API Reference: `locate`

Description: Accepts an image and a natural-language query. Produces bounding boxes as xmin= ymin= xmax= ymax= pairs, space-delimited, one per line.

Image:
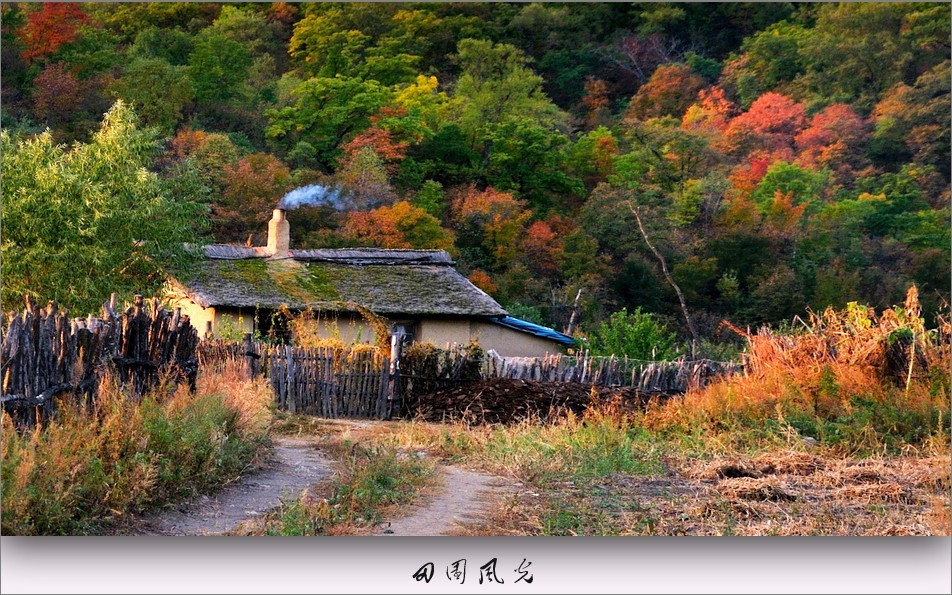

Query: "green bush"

xmin=585 ymin=308 xmax=681 ymax=360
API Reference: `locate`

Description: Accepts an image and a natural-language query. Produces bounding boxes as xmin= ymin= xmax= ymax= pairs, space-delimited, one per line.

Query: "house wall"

xmin=293 ymin=314 xmax=379 ymax=346
xmin=471 ymin=321 xmax=565 ymax=358
xmin=416 ymin=318 xmax=474 ymax=348
xmin=168 ymin=293 xmax=562 ymax=356
xmin=212 ymin=307 xmax=378 ymax=345
xmin=417 ymin=318 xmax=564 ymax=357
xmin=167 ymin=296 xmax=219 ymax=339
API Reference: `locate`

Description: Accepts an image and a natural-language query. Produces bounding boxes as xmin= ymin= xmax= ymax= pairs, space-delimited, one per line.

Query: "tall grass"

xmin=375 ymin=395 xmax=664 ymax=488
xmin=1 ymin=362 xmax=273 ymax=535
xmin=648 ymin=287 xmax=951 ymax=454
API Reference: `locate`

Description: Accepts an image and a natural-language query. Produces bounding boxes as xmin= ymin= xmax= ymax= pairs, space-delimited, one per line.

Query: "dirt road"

xmin=134 ymin=437 xmax=331 ymax=536
xmin=375 ymin=465 xmax=509 ymax=536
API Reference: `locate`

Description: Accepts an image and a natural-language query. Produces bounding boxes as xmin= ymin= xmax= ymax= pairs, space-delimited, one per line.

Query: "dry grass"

xmin=647 ymin=287 xmax=950 ymax=455
xmin=1 ymin=361 xmax=273 ymax=535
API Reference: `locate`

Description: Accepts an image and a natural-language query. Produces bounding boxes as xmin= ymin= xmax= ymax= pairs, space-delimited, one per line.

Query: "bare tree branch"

xmin=627 ymin=200 xmax=699 ymax=357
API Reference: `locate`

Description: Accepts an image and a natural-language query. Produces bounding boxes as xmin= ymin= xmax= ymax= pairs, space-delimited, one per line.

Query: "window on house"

xmin=256 ymin=309 xmax=292 ymax=344
xmin=391 ymin=320 xmax=418 ymax=346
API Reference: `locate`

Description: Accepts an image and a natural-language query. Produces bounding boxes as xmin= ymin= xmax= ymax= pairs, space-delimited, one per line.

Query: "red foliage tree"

xmin=341 ymin=126 xmax=408 ymax=163
xmin=795 ymin=103 xmax=871 ymax=179
xmin=18 ymin=3 xmax=90 ymax=63
xmin=31 ymin=62 xmax=81 ymax=126
xmin=723 ymin=92 xmax=807 ymax=157
xmin=520 ymin=220 xmax=564 ymax=276
xmin=727 ymin=154 xmax=772 ymax=200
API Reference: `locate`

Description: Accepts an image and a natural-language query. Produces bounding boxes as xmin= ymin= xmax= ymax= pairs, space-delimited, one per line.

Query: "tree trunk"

xmin=627 ymin=201 xmax=700 ymax=358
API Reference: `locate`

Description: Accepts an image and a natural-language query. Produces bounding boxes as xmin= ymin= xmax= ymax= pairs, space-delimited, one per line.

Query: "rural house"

xmin=166 ymin=209 xmax=574 ymax=357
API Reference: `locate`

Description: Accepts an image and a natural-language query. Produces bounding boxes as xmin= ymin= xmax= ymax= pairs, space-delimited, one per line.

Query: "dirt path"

xmin=134 ymin=437 xmax=331 ymax=536
xmin=376 ymin=465 xmax=510 ymax=536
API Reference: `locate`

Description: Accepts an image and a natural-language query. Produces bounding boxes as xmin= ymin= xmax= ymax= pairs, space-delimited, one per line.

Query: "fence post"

xmin=385 ymin=329 xmax=405 ymax=420
xmin=243 ymin=332 xmax=257 ymax=380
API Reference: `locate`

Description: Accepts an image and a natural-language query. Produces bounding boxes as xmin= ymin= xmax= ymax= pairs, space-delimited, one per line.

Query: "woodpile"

xmin=410 ymin=378 xmax=671 ymax=424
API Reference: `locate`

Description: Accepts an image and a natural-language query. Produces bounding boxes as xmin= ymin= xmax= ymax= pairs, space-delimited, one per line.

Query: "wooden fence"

xmin=265 ymin=345 xmax=389 ymax=418
xmin=1 ymin=294 xmax=199 ymax=426
xmin=197 ymin=339 xmax=394 ymax=419
xmin=197 ymin=338 xmax=743 ymax=421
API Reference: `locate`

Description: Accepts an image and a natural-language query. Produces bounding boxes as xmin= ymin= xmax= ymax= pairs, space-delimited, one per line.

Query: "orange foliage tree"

xmin=214 ymin=153 xmax=294 ymax=243
xmin=467 ymin=269 xmax=498 ymax=295
xmin=343 ymin=200 xmax=455 ymax=250
xmin=626 ymin=63 xmax=705 ymax=121
xmin=451 ymin=186 xmax=532 ymax=268
xmin=682 ymin=86 xmax=735 ymax=142
xmin=795 ymin=103 xmax=871 ymax=180
xmin=724 ymin=92 xmax=806 ymax=158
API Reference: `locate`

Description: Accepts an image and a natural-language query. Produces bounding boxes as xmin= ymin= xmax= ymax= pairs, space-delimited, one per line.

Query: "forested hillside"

xmin=2 ymin=2 xmax=949 ymax=350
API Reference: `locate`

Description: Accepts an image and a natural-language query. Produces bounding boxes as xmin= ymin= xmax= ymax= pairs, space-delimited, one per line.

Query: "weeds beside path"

xmin=376 ymin=465 xmax=512 ymax=536
xmin=131 ymin=437 xmax=331 ymax=536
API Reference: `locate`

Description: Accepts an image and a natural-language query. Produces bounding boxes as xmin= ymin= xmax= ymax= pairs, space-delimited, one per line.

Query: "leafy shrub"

xmin=585 ymin=308 xmax=681 ymax=360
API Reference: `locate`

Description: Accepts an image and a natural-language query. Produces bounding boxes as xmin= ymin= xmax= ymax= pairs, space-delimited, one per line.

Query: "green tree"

xmin=1 ymin=101 xmax=209 ymax=314
xmin=410 ymin=180 xmax=446 ymax=218
xmin=449 ymin=38 xmax=568 ymax=156
xmin=750 ymin=161 xmax=829 ymax=210
xmin=128 ymin=26 xmax=194 ymax=65
xmin=110 ymin=58 xmax=193 ymax=132
xmin=796 ymin=3 xmax=950 ymax=110
xmin=585 ymin=308 xmax=681 ymax=360
xmin=265 ymin=76 xmax=392 ymax=171
xmin=188 ymin=32 xmax=252 ymax=105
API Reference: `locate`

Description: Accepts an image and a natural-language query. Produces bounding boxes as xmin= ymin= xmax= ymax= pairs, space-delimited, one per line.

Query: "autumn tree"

xmin=18 ymin=2 xmax=90 ymax=63
xmin=214 ymin=153 xmax=294 ymax=243
xmin=723 ymin=92 xmax=806 ymax=159
xmin=794 ymin=103 xmax=871 ymax=182
xmin=581 ymin=76 xmax=611 ymax=129
xmin=451 ymin=186 xmax=532 ymax=271
xmin=343 ymin=200 xmax=454 ymax=250
xmin=30 ymin=62 xmax=82 ymax=128
xmin=626 ymin=63 xmax=705 ymax=120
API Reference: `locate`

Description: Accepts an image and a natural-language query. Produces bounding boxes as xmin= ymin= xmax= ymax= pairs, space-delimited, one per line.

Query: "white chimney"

xmin=267 ymin=208 xmax=290 ymax=256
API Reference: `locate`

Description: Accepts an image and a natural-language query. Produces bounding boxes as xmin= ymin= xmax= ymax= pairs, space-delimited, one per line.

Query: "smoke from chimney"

xmin=277 ymin=184 xmax=346 ymax=210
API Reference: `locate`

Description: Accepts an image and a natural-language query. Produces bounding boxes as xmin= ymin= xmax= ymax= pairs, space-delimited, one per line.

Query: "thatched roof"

xmin=173 ymin=247 xmax=506 ymax=317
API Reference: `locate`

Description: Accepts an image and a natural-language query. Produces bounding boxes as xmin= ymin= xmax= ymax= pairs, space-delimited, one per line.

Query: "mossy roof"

xmin=174 ymin=247 xmax=507 ymax=317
